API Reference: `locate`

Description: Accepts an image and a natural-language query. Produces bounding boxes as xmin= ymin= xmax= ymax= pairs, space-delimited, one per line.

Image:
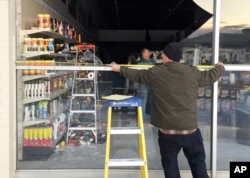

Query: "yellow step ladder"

xmin=104 ymin=96 xmax=148 ymax=178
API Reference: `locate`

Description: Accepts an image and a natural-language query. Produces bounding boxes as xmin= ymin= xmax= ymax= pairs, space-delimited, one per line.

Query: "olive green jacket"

xmin=120 ymin=62 xmax=225 ymax=130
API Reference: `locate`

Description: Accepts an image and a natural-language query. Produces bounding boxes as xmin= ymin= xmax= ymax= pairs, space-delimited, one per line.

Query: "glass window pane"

xmin=16 ymin=0 xmax=215 ymax=172
xmin=217 ymin=71 xmax=250 ymax=170
xmin=217 ymin=0 xmax=250 ymax=171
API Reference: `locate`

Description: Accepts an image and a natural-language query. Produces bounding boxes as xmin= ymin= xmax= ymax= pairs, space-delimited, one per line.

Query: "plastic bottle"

xmin=43 ymin=101 xmax=48 ymax=119
xmin=48 ymin=38 xmax=54 ymax=52
xmin=38 ymin=101 xmax=43 ymax=119
xmin=31 ymin=104 xmax=35 ymax=120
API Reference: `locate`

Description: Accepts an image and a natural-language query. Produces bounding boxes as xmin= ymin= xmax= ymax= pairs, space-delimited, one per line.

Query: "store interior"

xmin=16 ymin=0 xmax=250 ymax=174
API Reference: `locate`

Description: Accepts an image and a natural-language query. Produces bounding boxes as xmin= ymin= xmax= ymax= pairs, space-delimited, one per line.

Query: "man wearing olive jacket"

xmin=109 ymin=42 xmax=225 ymax=178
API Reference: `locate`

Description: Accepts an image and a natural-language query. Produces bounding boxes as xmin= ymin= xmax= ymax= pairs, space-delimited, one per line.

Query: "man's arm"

xmin=109 ymin=63 xmax=151 ymax=85
xmin=197 ymin=62 xmax=225 ymax=86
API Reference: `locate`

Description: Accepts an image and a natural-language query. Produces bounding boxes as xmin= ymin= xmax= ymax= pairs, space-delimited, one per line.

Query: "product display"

xmin=17 ymin=21 xmax=104 ymax=161
xmin=17 ymin=21 xmax=85 ymax=160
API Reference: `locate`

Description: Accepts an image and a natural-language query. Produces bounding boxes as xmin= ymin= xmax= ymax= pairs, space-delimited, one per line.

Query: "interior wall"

xmin=21 ymin=0 xmax=57 ymax=29
xmin=21 ymin=0 xmax=98 ymax=42
xmin=0 ymin=0 xmax=16 ymax=178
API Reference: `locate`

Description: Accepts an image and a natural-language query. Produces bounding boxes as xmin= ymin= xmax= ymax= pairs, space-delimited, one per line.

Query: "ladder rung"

xmin=68 ymin=127 xmax=96 ymax=131
xmin=72 ymin=94 xmax=95 ymax=97
xmin=110 ymin=127 xmax=142 ymax=134
xmin=70 ymin=110 xmax=96 ymax=114
xmin=75 ymin=78 xmax=93 ymax=80
xmin=108 ymin=158 xmax=145 ymax=167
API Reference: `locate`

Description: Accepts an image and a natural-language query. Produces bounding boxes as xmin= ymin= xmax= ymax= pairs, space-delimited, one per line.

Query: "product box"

xmin=220 ymin=89 xmax=229 ymax=98
xmin=197 ymin=98 xmax=205 ymax=109
xmin=197 ymin=87 xmax=205 ymax=97
xmin=205 ymin=88 xmax=211 ymax=97
xmin=230 ymin=89 xmax=237 ymax=99
xmin=53 ymin=113 xmax=66 ymax=140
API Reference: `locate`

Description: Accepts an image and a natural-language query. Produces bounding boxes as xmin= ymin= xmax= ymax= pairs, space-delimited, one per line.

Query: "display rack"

xmin=17 ymin=29 xmax=79 ymax=160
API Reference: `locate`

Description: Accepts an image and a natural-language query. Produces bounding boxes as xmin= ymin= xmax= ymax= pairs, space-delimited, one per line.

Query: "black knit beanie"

xmin=162 ymin=42 xmax=183 ymax=61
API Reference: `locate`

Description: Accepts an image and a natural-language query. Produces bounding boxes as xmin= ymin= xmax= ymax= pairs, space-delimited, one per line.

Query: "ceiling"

xmin=97 ymin=0 xmax=212 ymax=33
xmin=91 ymin=0 xmax=212 ymax=62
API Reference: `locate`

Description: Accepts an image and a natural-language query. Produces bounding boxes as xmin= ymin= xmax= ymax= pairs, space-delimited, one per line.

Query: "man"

xmin=109 ymin=42 xmax=225 ymax=178
xmin=136 ymin=48 xmax=153 ymax=120
xmin=137 ymin=48 xmax=153 ymax=65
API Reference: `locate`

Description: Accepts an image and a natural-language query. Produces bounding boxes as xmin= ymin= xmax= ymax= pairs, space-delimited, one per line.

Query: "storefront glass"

xmin=217 ymin=0 xmax=250 ymax=171
xmin=16 ymin=0 xmax=217 ymax=173
xmin=16 ymin=68 xmax=213 ymax=170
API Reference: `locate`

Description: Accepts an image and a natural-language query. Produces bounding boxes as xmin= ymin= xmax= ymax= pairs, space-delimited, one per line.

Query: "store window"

xmin=16 ymin=0 xmax=216 ymax=173
xmin=216 ymin=0 xmax=250 ymax=171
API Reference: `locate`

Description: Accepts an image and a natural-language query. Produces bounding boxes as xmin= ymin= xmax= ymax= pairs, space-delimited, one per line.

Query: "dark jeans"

xmin=158 ymin=128 xmax=209 ymax=178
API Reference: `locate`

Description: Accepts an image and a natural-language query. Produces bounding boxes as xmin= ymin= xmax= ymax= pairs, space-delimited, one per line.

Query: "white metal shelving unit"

xmin=17 ymin=29 xmax=79 ymax=160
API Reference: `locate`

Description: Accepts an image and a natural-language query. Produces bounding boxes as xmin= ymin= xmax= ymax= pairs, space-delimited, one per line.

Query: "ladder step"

xmin=75 ymin=78 xmax=93 ymax=80
xmin=72 ymin=94 xmax=95 ymax=97
xmin=68 ymin=127 xmax=96 ymax=131
xmin=108 ymin=158 xmax=145 ymax=167
xmin=70 ymin=110 xmax=96 ymax=114
xmin=110 ymin=127 xmax=142 ymax=134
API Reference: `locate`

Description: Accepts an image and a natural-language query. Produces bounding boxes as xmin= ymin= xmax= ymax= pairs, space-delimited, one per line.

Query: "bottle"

xmin=34 ymin=80 xmax=38 ymax=98
xmin=38 ymin=101 xmax=43 ymax=119
xmin=48 ymin=38 xmax=54 ymax=52
xmin=58 ymin=21 xmax=63 ymax=35
xmin=31 ymin=82 xmax=35 ymax=98
xmin=37 ymin=14 xmax=43 ymax=29
xmin=24 ymin=82 xmax=28 ymax=98
xmin=31 ymin=104 xmax=35 ymax=120
xmin=43 ymin=101 xmax=48 ymax=119
xmin=24 ymin=106 xmax=30 ymax=121
xmin=43 ymin=14 xmax=50 ymax=28
xmin=27 ymin=81 xmax=31 ymax=98
xmin=229 ymin=72 xmax=236 ymax=85
xmin=41 ymin=80 xmax=45 ymax=97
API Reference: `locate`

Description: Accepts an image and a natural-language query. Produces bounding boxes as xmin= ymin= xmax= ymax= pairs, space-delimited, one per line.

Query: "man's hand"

xmin=108 ymin=63 xmax=121 ymax=72
xmin=216 ymin=62 xmax=224 ymax=66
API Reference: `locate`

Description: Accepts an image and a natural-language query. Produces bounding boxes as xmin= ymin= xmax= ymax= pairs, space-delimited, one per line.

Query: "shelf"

xmin=23 ymin=108 xmax=68 ymax=127
xmin=23 ymin=87 xmax=72 ymax=104
xmin=23 ymin=119 xmax=50 ymax=127
xmin=53 ymin=128 xmax=67 ymax=146
xmin=49 ymin=87 xmax=72 ymax=100
xmin=23 ymin=29 xmax=78 ymax=44
xmin=22 ymin=71 xmax=73 ymax=82
xmin=197 ymin=96 xmax=211 ymax=99
xmin=219 ymin=96 xmax=237 ymax=100
xmin=22 ymin=52 xmax=74 ymax=60
xmin=22 ymin=52 xmax=50 ymax=58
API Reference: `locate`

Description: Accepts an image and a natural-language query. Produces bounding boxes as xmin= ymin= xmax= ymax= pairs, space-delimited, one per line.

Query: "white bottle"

xmin=38 ymin=82 xmax=42 ymax=97
xmin=27 ymin=83 xmax=31 ymax=98
xmin=31 ymin=83 xmax=35 ymax=98
xmin=31 ymin=104 xmax=35 ymax=120
xmin=24 ymin=106 xmax=30 ymax=121
xmin=34 ymin=82 xmax=38 ymax=98
xmin=24 ymin=83 xmax=28 ymax=98
xmin=48 ymin=80 xmax=51 ymax=95
xmin=229 ymin=72 xmax=235 ymax=85
xmin=41 ymin=82 xmax=45 ymax=97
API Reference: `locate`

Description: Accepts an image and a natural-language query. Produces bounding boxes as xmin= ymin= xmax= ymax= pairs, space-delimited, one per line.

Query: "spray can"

xmin=43 ymin=101 xmax=48 ymax=119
